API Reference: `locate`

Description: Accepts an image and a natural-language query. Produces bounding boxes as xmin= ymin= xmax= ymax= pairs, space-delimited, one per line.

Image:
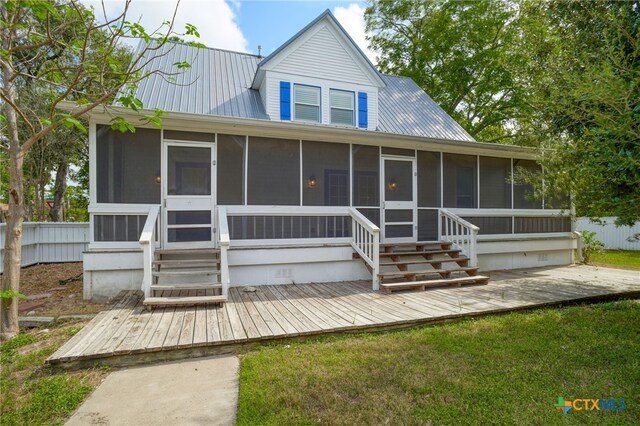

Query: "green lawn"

xmin=0 ymin=321 xmax=107 ymax=425
xmin=590 ymin=250 xmax=640 ymax=270
xmin=238 ymin=301 xmax=639 ymax=425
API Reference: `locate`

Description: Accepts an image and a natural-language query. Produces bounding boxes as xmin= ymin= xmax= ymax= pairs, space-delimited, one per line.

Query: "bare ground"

xmin=15 ymin=262 xmax=107 ymax=317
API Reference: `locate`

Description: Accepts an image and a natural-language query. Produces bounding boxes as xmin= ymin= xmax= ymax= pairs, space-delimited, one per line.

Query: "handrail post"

xmin=372 ymin=230 xmax=380 ymax=291
xmin=217 ymin=206 xmax=231 ymax=298
xmin=139 ymin=205 xmax=160 ymax=299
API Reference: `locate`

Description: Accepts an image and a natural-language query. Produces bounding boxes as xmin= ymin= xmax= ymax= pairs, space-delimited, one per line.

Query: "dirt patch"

xmin=16 ymin=263 xmax=107 ymax=317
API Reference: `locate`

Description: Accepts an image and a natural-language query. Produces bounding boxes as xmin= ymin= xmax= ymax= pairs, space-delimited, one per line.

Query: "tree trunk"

xmin=49 ymin=160 xmax=68 ymax=222
xmin=0 ymin=75 xmax=24 ymax=342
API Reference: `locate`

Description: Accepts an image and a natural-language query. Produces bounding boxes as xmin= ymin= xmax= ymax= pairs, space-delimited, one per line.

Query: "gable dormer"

xmin=252 ymin=10 xmax=384 ymax=130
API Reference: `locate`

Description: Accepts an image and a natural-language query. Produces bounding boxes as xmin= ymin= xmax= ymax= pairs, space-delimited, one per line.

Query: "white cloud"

xmin=333 ymin=3 xmax=377 ymax=64
xmin=82 ymin=0 xmax=248 ymax=51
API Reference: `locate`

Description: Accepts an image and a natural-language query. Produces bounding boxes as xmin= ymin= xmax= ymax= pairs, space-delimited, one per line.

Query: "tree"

xmin=365 ymin=0 xmax=531 ymax=142
xmin=523 ymin=0 xmax=640 ymax=225
xmin=0 ymin=0 xmax=202 ymax=340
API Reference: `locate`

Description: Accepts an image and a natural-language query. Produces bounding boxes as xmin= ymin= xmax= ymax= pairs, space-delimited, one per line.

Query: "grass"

xmin=238 ymin=300 xmax=640 ymax=425
xmin=0 ymin=321 xmax=108 ymax=426
xmin=589 ymin=250 xmax=640 ymax=270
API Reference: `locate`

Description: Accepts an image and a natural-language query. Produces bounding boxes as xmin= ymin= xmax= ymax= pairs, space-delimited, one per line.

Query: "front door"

xmin=382 ymin=157 xmax=417 ymax=243
xmin=162 ymin=140 xmax=215 ymax=248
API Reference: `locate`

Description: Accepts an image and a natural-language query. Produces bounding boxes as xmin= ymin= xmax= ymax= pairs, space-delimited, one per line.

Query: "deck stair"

xmin=143 ymin=248 xmax=226 ymax=307
xmin=363 ymin=242 xmax=488 ymax=293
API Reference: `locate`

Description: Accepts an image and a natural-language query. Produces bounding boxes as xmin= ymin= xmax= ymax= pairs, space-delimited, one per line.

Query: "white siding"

xmin=274 ymin=25 xmax=374 ymax=86
xmin=576 ymin=217 xmax=640 ymax=251
xmin=0 ymin=222 xmax=89 ymax=272
xmin=265 ymin=72 xmax=379 ymax=131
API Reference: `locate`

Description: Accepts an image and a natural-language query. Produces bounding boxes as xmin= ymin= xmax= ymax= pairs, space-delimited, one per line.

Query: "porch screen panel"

xmin=417 ymin=151 xmax=441 ymax=207
xmin=217 ymin=134 xmax=245 ymax=204
xmin=247 ymin=137 xmax=300 ymax=205
xmin=302 ymin=141 xmax=349 ymax=206
xmin=163 ymin=130 xmax=214 ymax=142
xmin=513 ymin=159 xmax=542 ymax=209
xmin=479 ymin=156 xmax=511 ymax=208
xmin=94 ymin=215 xmax=146 ymax=241
xmin=352 ymin=145 xmax=379 ymax=207
xmin=418 ymin=209 xmax=439 ymax=241
xmin=443 ymin=153 xmax=477 ymax=208
xmin=96 ymin=125 xmax=160 ymax=204
xmin=462 ymin=216 xmax=512 ymax=234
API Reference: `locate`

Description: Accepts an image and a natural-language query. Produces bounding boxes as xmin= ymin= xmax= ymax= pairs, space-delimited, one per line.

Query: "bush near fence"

xmin=575 ymin=217 xmax=640 ymax=251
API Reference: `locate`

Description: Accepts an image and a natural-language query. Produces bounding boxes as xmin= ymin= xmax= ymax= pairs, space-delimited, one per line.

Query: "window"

xmin=96 ymin=125 xmax=161 ymax=204
xmin=513 ymin=159 xmax=542 ymax=209
xmin=217 ymin=134 xmax=245 ymax=205
xmin=302 ymin=141 xmax=349 ymax=206
xmin=294 ymin=85 xmax=320 ymax=123
xmin=443 ymin=153 xmax=477 ymax=208
xmin=247 ymin=137 xmax=300 ymax=205
xmin=417 ymin=151 xmax=441 ymax=207
xmin=330 ymin=89 xmax=354 ymax=126
xmin=480 ymin=156 xmax=511 ymax=208
xmin=352 ymin=144 xmax=379 ymax=207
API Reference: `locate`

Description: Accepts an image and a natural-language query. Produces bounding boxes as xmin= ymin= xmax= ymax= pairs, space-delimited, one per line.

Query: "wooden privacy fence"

xmin=575 ymin=217 xmax=640 ymax=251
xmin=0 ymin=222 xmax=89 ymax=273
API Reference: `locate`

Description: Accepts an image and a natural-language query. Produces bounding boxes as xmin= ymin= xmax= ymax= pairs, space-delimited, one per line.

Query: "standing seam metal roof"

xmin=128 ymin=41 xmax=475 ymax=142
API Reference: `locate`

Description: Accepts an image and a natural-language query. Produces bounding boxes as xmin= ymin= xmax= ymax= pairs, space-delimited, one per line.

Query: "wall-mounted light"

xmin=154 ymin=171 xmax=161 ymax=184
xmin=307 ymin=175 xmax=317 ymax=188
xmin=387 ymin=179 xmax=398 ymax=191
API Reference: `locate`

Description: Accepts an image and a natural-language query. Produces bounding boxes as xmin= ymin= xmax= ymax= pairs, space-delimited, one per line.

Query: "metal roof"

xmin=129 ymin=41 xmax=475 ymax=142
xmin=133 ymin=41 xmax=268 ymax=120
xmin=378 ymin=75 xmax=475 ymax=141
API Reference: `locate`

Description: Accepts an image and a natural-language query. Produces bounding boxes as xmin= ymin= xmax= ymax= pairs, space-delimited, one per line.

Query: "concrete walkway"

xmin=66 ymin=355 xmax=239 ymax=426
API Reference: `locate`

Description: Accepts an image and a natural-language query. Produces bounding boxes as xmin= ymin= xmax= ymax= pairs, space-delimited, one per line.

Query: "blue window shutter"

xmin=280 ymin=81 xmax=291 ymax=121
xmin=358 ymin=92 xmax=368 ymax=128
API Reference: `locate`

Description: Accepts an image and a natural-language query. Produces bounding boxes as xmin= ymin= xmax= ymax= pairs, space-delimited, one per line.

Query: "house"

xmin=80 ymin=10 xmax=575 ymax=306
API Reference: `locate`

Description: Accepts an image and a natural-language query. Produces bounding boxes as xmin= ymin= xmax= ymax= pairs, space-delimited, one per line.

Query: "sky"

xmin=83 ymin=0 xmax=377 ymax=63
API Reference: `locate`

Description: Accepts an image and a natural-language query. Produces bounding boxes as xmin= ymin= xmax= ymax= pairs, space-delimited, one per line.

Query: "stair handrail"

xmin=139 ymin=205 xmax=161 ymax=298
xmin=439 ymin=208 xmax=479 ymax=267
xmin=217 ymin=206 xmax=231 ymax=298
xmin=348 ymin=208 xmax=380 ymax=291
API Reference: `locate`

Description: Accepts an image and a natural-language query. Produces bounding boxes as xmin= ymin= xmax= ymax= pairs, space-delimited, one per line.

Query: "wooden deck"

xmin=47 ymin=265 xmax=640 ymax=369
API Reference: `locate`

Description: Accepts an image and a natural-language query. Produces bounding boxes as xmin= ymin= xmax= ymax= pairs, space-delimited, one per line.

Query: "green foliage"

xmin=0 ymin=290 xmax=27 ymax=300
xmin=366 ymin=0 xmax=639 ymax=224
xmin=366 ymin=0 xmax=531 ymax=142
xmin=580 ymin=230 xmax=604 ymax=264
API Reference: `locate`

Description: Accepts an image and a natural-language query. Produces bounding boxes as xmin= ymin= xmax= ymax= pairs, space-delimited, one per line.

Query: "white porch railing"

xmin=349 ymin=207 xmax=380 ymax=290
xmin=139 ymin=205 xmax=160 ymax=298
xmin=217 ymin=207 xmax=231 ymax=299
xmin=439 ymin=208 xmax=479 ymax=267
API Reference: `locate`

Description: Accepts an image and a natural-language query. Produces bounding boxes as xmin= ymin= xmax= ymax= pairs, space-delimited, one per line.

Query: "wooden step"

xmin=151 ymin=283 xmax=222 ymax=291
xmin=380 ymin=241 xmax=452 ymax=250
xmin=380 ymin=275 xmax=490 ymax=293
xmin=153 ymin=259 xmax=220 ymax=268
xmin=155 ymin=248 xmax=220 ymax=256
xmin=152 ymin=269 xmax=220 ymax=277
xmin=143 ymin=295 xmax=226 ymax=307
xmin=379 ymin=249 xmax=461 ymax=258
xmin=378 ymin=267 xmax=479 ymax=279
xmin=379 ymin=257 xmax=469 ymax=267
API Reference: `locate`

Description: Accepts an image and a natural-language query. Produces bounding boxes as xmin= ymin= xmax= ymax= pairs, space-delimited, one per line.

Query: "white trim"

xmin=447 ymin=208 xmax=567 ymax=217
xmin=381 ymin=155 xmax=418 ymax=243
xmin=225 ymin=205 xmax=350 ymax=215
xmin=89 ymin=122 xmax=97 ymax=205
xmin=299 ymin=139 xmax=303 ymax=206
xmin=231 ymin=237 xmax=351 ymax=247
xmin=478 ymin=232 xmax=574 ymax=241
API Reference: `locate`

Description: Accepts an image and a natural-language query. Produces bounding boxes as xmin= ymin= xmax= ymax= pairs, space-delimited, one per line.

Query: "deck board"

xmin=47 ymin=265 xmax=640 ymax=368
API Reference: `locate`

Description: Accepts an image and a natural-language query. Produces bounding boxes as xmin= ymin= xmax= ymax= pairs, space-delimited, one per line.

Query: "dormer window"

xmin=294 ymin=85 xmax=321 ymax=123
xmin=330 ymin=89 xmax=355 ymax=126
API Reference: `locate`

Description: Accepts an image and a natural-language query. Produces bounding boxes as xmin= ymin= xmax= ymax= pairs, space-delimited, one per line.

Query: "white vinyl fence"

xmin=0 ymin=222 xmax=90 ymax=273
xmin=575 ymin=217 xmax=640 ymax=251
